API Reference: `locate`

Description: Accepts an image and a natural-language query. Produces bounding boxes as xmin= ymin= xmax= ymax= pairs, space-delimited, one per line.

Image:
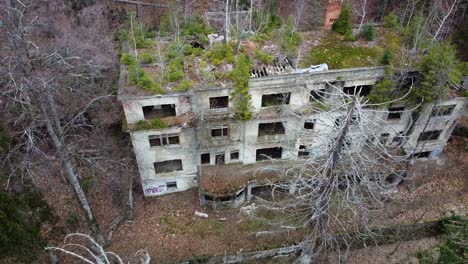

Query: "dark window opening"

xmin=431 ymin=105 xmax=455 ymax=117
xmin=166 ymin=181 xmax=177 ymax=191
xmin=343 ymin=85 xmax=372 ymax=96
xmin=149 ymin=134 xmax=179 ymax=147
xmin=258 ymin=122 xmax=285 ymax=136
xmin=215 ymin=154 xmax=225 ymax=165
xmin=379 ymin=133 xmax=390 ymax=144
xmin=154 ymin=159 xmax=183 ymax=174
xmin=304 ymin=120 xmax=315 ymax=130
xmin=392 ymin=131 xmax=405 ymax=145
xmin=418 ymin=130 xmax=442 ymax=141
xmin=211 ymin=125 xmax=229 ymax=137
xmin=219 ymin=196 xmax=232 ymax=202
xmin=410 ymin=151 xmax=431 ymax=159
xmin=298 ymin=145 xmax=309 ymax=157
xmin=230 ymin=151 xmax=239 ymax=160
xmin=387 ymin=107 xmax=405 ymax=120
xmin=335 ymin=117 xmax=343 ymax=127
xmin=310 ymin=89 xmax=326 ymax=101
xmin=204 ymin=194 xmax=214 ymax=201
xmin=261 ymin=93 xmax=291 ymax=107
xmin=209 ymin=96 xmax=229 ymax=109
xmin=143 ymin=104 xmax=176 ymax=119
xmin=256 ymin=147 xmax=282 ymax=161
xmin=201 ymin=153 xmax=210 ymax=164
xmin=350 ymin=115 xmax=360 ymax=125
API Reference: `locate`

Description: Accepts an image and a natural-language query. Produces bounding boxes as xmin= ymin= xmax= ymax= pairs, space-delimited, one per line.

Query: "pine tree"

xmin=332 ymin=3 xmax=352 ymax=36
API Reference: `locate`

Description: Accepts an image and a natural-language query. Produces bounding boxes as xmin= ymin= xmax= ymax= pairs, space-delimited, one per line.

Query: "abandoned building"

xmin=119 ymin=65 xmax=466 ymax=208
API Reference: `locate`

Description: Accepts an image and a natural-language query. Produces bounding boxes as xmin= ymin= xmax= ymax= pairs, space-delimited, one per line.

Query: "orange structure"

xmin=323 ymin=0 xmax=343 ymax=29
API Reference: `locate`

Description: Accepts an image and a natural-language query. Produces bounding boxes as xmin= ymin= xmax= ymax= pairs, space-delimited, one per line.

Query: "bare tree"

xmin=46 ymin=233 xmax=151 ymax=264
xmin=249 ymin=78 xmax=418 ymax=263
xmin=0 ymin=0 xmax=116 ymax=243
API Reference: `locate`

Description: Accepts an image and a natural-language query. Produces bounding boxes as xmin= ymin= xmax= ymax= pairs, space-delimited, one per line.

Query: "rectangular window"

xmin=310 ymin=89 xmax=326 ymax=101
xmin=166 ymin=181 xmax=177 ymax=191
xmin=258 ymin=122 xmax=285 ymax=136
xmin=215 ymin=154 xmax=225 ymax=164
xmin=256 ymin=147 xmax=282 ymax=161
xmin=418 ymin=130 xmax=442 ymax=141
xmin=410 ymin=151 xmax=431 ymax=159
xmin=154 ymin=159 xmax=183 ymax=174
xmin=209 ymin=96 xmax=229 ymax=109
xmin=230 ymin=151 xmax=239 ymax=160
xmin=334 ymin=117 xmax=343 ymax=127
xmin=298 ymin=145 xmax=309 ymax=157
xmin=261 ymin=93 xmax=291 ymax=107
xmin=343 ymin=85 xmax=372 ymax=96
xmin=149 ymin=134 xmax=179 ymax=147
xmin=201 ymin=153 xmax=210 ymax=164
xmin=387 ymin=107 xmax=405 ymax=120
xmin=211 ymin=125 xmax=229 ymax=137
xmin=379 ymin=133 xmax=390 ymax=144
xmin=431 ymin=105 xmax=455 ymax=117
xmin=392 ymin=131 xmax=405 ymax=145
xmin=304 ymin=120 xmax=315 ymax=130
xmin=142 ymin=104 xmax=176 ymax=119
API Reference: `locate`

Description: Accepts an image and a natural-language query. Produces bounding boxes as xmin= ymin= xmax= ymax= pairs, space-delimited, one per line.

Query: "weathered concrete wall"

xmin=120 ymin=66 xmax=466 ymax=196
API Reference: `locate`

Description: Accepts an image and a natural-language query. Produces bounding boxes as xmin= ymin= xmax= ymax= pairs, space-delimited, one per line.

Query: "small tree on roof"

xmin=230 ymin=54 xmax=254 ymax=121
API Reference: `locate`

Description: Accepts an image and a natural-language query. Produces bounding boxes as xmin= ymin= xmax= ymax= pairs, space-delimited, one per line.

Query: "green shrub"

xmin=66 ymin=211 xmax=81 ymax=227
xmin=206 ymin=43 xmax=234 ymax=64
xmin=344 ymin=32 xmax=357 ymax=42
xmin=380 ymin=49 xmax=392 ymax=65
xmin=332 ymin=4 xmax=352 ymax=36
xmin=281 ymin=17 xmax=303 ymax=57
xmin=253 ymin=50 xmax=273 ymax=64
xmin=360 ymin=25 xmax=376 ymax=41
xmin=164 ymin=59 xmax=185 ymax=82
xmin=175 ymin=79 xmax=193 ymax=92
xmin=120 ymin=53 xmax=136 ymax=65
xmin=138 ymin=53 xmax=154 ymax=64
xmin=383 ymin=12 xmax=399 ymax=29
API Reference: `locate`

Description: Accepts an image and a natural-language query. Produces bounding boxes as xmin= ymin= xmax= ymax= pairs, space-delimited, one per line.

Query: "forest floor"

xmin=36 ymin=132 xmax=468 ymax=263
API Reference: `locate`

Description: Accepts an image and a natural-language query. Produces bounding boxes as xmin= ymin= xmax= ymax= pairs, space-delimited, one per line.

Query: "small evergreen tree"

xmin=411 ymin=42 xmax=461 ymax=103
xmin=230 ymin=55 xmax=254 ymax=120
xmin=380 ymin=49 xmax=392 ymax=65
xmin=360 ymin=24 xmax=375 ymax=41
xmin=383 ymin=12 xmax=399 ymax=29
xmin=332 ymin=4 xmax=352 ymax=36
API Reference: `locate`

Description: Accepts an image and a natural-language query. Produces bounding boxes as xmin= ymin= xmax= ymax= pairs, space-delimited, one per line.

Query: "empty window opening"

xmin=387 ymin=107 xmax=405 ymax=120
xmin=379 ymin=133 xmax=390 ymax=144
xmin=350 ymin=115 xmax=360 ymax=125
xmin=310 ymin=89 xmax=326 ymax=101
xmin=258 ymin=122 xmax=285 ymax=136
xmin=256 ymin=147 xmax=282 ymax=161
xmin=410 ymin=151 xmax=431 ymax=159
xmin=211 ymin=125 xmax=229 ymax=137
xmin=298 ymin=145 xmax=309 ymax=157
xmin=149 ymin=134 xmax=179 ymax=147
xmin=392 ymin=131 xmax=405 ymax=145
xmin=154 ymin=159 xmax=183 ymax=174
xmin=201 ymin=153 xmax=210 ymax=164
xmin=215 ymin=154 xmax=225 ymax=165
xmin=142 ymin=104 xmax=176 ymax=119
xmin=230 ymin=151 xmax=239 ymax=160
xmin=343 ymin=85 xmax=372 ymax=96
xmin=166 ymin=181 xmax=177 ymax=191
xmin=204 ymin=194 xmax=214 ymax=201
xmin=418 ymin=130 xmax=442 ymax=141
xmin=431 ymin=105 xmax=455 ymax=117
xmin=334 ymin=117 xmax=343 ymax=127
xmin=209 ymin=96 xmax=229 ymax=109
xmin=304 ymin=120 xmax=315 ymax=130
xmin=261 ymin=93 xmax=291 ymax=107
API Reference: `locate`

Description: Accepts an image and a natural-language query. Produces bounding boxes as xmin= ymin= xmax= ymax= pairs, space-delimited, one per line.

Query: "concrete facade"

xmin=119 ymin=67 xmax=466 ymax=197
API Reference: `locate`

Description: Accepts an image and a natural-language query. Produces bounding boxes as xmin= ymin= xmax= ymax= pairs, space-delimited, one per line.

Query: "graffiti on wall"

xmin=144 ymin=184 xmax=167 ymax=195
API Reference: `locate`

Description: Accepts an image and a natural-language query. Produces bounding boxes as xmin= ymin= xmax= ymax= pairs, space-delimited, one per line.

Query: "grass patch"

xmin=303 ymin=32 xmax=382 ymax=69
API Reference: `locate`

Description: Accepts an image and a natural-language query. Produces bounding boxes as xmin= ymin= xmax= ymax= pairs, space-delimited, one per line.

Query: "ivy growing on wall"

xmin=230 ymin=54 xmax=254 ymax=121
